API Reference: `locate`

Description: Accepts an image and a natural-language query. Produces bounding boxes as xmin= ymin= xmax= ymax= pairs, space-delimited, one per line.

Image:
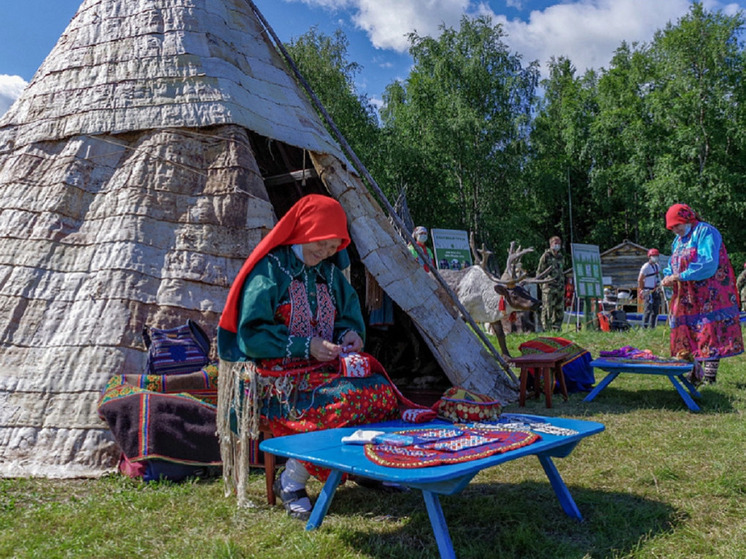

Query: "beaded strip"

xmin=471 ymin=421 xmax=578 ymax=436
xmin=472 ymin=422 xmax=533 ymax=432
xmin=326 ymin=264 xmax=339 ymax=308
xmin=530 ymin=424 xmax=579 ymax=436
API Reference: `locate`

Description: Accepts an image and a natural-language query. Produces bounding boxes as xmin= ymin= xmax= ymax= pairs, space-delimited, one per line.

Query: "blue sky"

xmin=0 ymin=0 xmax=742 ymax=115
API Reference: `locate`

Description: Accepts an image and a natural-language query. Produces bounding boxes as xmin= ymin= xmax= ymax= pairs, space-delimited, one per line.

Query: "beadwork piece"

xmin=364 ymin=426 xmax=540 ymax=468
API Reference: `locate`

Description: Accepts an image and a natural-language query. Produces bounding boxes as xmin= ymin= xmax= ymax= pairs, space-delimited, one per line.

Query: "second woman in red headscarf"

xmin=661 ymin=203 xmax=743 ymax=384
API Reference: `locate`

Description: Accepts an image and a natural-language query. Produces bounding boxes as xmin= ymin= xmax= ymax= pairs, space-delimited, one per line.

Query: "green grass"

xmin=2 ymin=325 xmax=746 ymax=558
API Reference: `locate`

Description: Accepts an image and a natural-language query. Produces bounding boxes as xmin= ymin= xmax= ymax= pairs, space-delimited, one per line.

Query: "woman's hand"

xmin=339 ymin=330 xmax=364 ymax=353
xmin=661 ymin=274 xmax=680 ymax=287
xmin=310 ymin=337 xmax=342 ymax=362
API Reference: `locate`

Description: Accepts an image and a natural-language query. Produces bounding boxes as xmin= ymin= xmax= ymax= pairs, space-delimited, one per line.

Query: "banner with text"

xmin=431 ymin=229 xmax=473 ymax=270
xmin=570 ymin=243 xmax=603 ymax=298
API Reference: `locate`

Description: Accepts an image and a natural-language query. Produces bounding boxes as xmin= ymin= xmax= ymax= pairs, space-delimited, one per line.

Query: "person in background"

xmin=537 ymin=235 xmax=565 ymax=331
xmin=217 ymin=195 xmax=411 ymax=520
xmin=564 ymin=277 xmax=575 ymax=310
xmin=736 ymin=263 xmax=746 ymax=312
xmin=638 ymin=248 xmax=662 ymax=328
xmin=408 ymin=225 xmax=436 ymax=272
xmin=660 ymin=203 xmax=743 ymax=384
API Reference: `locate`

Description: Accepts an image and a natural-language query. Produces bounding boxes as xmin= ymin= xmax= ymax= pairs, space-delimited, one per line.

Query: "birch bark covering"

xmin=0 ymin=125 xmax=272 ymax=476
xmin=0 ymin=0 xmax=345 ymax=161
xmin=0 ymin=0 xmax=516 ymax=477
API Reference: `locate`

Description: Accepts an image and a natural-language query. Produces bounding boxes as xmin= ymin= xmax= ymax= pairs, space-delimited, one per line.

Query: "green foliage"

xmin=285 ymin=27 xmax=383 ymax=175
xmin=380 ymin=16 xmax=539 ymax=253
xmin=508 ymin=3 xmax=746 ymax=257
xmin=283 ymin=4 xmax=746 ymax=261
xmin=525 ymin=57 xmax=597 ymax=250
xmin=641 ymin=4 xmax=746 ymax=251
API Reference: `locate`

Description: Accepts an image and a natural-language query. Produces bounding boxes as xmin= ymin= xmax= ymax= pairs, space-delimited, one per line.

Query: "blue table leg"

xmin=583 ymin=372 xmax=619 ymax=402
xmin=678 ymin=373 xmax=702 ymax=399
xmin=537 ymin=455 xmax=583 ymax=521
xmin=305 ymin=469 xmax=343 ymax=531
xmin=668 ymin=375 xmax=701 ymax=412
xmin=422 ymin=490 xmax=456 ymax=559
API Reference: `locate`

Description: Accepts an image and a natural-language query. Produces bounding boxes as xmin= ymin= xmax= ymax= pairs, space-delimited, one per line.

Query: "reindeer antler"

xmin=469 ymin=232 xmax=495 ymax=272
xmin=469 ymin=232 xmax=481 ymax=268
xmin=503 ymin=242 xmax=534 ymax=280
xmin=501 ymin=242 xmax=557 ymax=286
xmin=520 ymin=267 xmax=555 ymax=285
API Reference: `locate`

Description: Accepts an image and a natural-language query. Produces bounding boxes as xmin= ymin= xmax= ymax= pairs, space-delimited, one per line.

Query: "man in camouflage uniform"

xmin=537 ymin=236 xmax=565 ymax=331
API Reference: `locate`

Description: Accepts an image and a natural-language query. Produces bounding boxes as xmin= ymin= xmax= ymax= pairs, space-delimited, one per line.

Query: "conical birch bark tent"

xmin=0 ymin=0 xmax=517 ymax=478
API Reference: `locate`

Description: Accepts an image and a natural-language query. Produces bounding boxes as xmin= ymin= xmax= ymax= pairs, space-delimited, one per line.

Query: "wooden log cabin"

xmin=566 ymin=240 xmax=668 ymax=313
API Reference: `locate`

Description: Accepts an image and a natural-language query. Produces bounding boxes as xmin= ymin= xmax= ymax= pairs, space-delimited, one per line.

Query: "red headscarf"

xmin=219 ymin=194 xmax=351 ymax=333
xmin=665 ymin=203 xmax=698 ymax=230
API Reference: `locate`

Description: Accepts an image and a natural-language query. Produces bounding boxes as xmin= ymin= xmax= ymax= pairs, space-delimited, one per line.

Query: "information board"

xmin=431 ymin=229 xmax=473 ymax=270
xmin=570 ymin=243 xmax=603 ymax=298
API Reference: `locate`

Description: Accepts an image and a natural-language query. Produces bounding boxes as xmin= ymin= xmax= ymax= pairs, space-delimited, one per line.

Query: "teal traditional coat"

xmin=217 ymin=245 xmax=364 ymax=362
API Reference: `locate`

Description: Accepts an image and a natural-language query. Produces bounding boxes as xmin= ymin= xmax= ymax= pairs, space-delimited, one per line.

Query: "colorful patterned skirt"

xmin=670 ymin=278 xmax=743 ymax=360
xmin=258 ymin=360 xmax=400 ymax=479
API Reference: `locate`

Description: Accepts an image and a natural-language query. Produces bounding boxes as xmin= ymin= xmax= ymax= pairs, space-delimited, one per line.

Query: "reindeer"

xmin=439 ymin=238 xmax=551 ymax=357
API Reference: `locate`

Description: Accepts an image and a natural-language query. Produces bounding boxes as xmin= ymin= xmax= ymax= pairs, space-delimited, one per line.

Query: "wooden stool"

xmin=258 ymin=423 xmax=279 ymax=505
xmin=508 ymin=353 xmax=569 ymax=408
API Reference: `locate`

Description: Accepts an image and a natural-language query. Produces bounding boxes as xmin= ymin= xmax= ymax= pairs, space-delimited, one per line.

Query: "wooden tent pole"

xmin=245 ymin=0 xmax=517 ymax=386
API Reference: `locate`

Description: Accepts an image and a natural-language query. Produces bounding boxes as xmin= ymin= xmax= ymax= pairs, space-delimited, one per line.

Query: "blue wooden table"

xmin=260 ymin=415 xmax=605 ymax=559
xmin=584 ymin=358 xmax=701 ymax=411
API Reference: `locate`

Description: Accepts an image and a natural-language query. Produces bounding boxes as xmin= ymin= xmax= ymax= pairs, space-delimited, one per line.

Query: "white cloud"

xmin=701 ymin=0 xmax=742 ymax=15
xmin=485 ymin=0 xmax=745 ymax=77
xmin=352 ymin=0 xmax=471 ymax=51
xmin=292 ymin=0 xmax=745 ymax=76
xmin=490 ymin=0 xmax=693 ymax=74
xmin=296 ymin=0 xmax=473 ymax=51
xmin=0 ymin=75 xmax=27 ymax=117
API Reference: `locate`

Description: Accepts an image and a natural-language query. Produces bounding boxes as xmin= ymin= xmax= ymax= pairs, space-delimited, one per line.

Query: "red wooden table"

xmin=508 ymin=353 xmax=569 ymax=408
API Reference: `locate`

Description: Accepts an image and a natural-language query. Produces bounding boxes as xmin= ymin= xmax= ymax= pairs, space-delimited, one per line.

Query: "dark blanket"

xmin=97 ymin=366 xmax=221 ymax=465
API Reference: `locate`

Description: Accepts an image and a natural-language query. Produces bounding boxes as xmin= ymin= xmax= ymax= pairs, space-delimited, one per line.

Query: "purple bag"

xmin=143 ymin=319 xmax=210 ymax=375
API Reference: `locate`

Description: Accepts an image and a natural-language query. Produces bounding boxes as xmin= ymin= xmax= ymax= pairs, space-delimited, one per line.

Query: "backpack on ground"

xmin=610 ymin=309 xmax=631 ymax=331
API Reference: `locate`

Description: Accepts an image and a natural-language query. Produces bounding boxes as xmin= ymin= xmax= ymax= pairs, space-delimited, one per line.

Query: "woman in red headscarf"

xmin=660 ymin=203 xmax=743 ymax=384
xmin=217 ymin=194 xmax=415 ymax=519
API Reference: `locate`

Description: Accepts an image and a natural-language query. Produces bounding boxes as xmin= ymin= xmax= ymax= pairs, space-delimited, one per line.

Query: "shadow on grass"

xmin=501 ymin=381 xmax=736 ymax=416
xmin=330 ymin=481 xmax=678 ymax=559
xmin=575 ymin=385 xmax=735 ymax=415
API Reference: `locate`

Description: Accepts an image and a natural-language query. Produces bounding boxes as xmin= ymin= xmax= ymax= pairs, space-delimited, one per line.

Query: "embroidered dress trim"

xmin=268 ymin=252 xmax=293 ymax=280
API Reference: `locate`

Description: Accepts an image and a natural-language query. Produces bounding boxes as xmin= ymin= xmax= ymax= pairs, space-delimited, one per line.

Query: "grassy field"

xmin=2 ymin=325 xmax=746 ymax=559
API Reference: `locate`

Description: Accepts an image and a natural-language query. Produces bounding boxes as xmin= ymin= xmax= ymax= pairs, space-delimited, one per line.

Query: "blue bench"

xmin=584 ymin=358 xmax=701 ymax=412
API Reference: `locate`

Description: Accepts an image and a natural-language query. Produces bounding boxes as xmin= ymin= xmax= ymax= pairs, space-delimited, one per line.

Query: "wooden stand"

xmin=509 ymin=353 xmax=569 ymax=408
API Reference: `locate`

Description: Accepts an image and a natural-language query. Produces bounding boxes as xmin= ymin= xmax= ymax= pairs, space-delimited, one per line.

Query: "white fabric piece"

xmin=341 ymin=429 xmax=386 ymax=445
xmin=291 ymin=244 xmax=306 ymax=264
